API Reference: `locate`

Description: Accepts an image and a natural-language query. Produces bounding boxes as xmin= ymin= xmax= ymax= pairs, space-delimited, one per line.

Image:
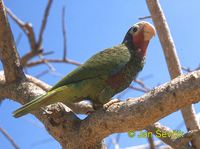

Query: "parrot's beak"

xmin=141 ymin=22 xmax=156 ymax=41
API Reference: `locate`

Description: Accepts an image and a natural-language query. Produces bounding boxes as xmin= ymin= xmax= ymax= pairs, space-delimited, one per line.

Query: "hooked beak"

xmin=140 ymin=21 xmax=156 ymax=41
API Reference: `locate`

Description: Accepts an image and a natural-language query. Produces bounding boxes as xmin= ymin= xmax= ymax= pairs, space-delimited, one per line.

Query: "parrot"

xmin=13 ymin=21 xmax=156 ymax=118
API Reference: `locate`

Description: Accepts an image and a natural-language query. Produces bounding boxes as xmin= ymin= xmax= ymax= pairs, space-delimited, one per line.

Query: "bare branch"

xmin=0 ymin=126 xmax=19 ymax=149
xmin=37 ymin=0 xmax=53 ymax=49
xmin=77 ymin=70 xmax=200 ymax=148
xmin=34 ymin=69 xmax=51 ymax=78
xmin=129 ymin=79 xmax=150 ymax=93
xmin=0 ymin=0 xmax=25 ymax=83
xmin=62 ymin=6 xmax=67 ymax=60
xmin=6 ymin=7 xmax=26 ymax=28
xmin=26 ymin=58 xmax=81 ymax=67
xmin=147 ymin=123 xmax=188 ymax=149
xmin=6 ymin=7 xmax=41 ymax=66
xmin=146 ymin=0 xmax=200 ymax=148
xmin=182 ymin=66 xmax=200 ymax=73
xmin=6 ymin=5 xmax=51 ymax=66
xmin=147 ymin=135 xmax=155 ymax=149
xmin=6 ymin=8 xmax=37 ymax=51
xmin=129 ymin=85 xmax=148 ymax=93
xmin=175 ymin=130 xmax=200 ymax=147
xmin=1 ymin=70 xmax=200 ymax=148
xmin=21 ymin=49 xmax=43 ymax=66
xmin=6 ymin=2 xmax=81 ymax=72
xmin=2 ymin=1 xmax=200 ymax=147
xmin=146 ymin=0 xmax=182 ymax=78
xmin=67 ymin=101 xmax=93 ymax=114
xmin=134 ymin=79 xmax=151 ymax=91
xmin=38 ymin=54 xmax=56 ymax=71
xmin=182 ymin=66 xmax=193 ymax=73
xmin=138 ymin=15 xmax=151 ymax=20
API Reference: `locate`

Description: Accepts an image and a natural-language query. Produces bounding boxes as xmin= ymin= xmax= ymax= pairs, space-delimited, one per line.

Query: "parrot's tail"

xmin=13 ymin=90 xmax=58 ymax=118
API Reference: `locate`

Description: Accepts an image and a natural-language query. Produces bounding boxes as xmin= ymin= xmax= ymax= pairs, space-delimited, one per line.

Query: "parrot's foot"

xmin=103 ymin=99 xmax=120 ymax=110
xmin=42 ymin=107 xmax=53 ymax=115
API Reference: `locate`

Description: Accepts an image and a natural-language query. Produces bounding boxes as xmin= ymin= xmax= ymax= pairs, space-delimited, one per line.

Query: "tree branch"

xmin=175 ymin=130 xmax=200 ymax=147
xmin=6 ymin=0 xmax=53 ymax=66
xmin=0 ymin=126 xmax=19 ymax=149
xmin=2 ymin=1 xmax=200 ymax=147
xmin=77 ymin=70 xmax=200 ymax=148
xmin=147 ymin=123 xmax=189 ymax=149
xmin=37 ymin=0 xmax=53 ymax=49
xmin=1 ymin=68 xmax=200 ymax=148
xmin=6 ymin=2 xmax=81 ymax=73
xmin=146 ymin=0 xmax=200 ymax=148
xmin=26 ymin=58 xmax=81 ymax=67
xmin=138 ymin=16 xmax=151 ymax=20
xmin=6 ymin=8 xmax=37 ymax=52
xmin=0 ymin=0 xmax=25 ymax=83
xmin=62 ymin=6 xmax=67 ymax=60
xmin=146 ymin=0 xmax=181 ymax=78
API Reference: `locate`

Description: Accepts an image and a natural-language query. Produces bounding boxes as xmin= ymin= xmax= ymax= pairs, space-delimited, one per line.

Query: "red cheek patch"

xmin=132 ymin=33 xmax=149 ymax=57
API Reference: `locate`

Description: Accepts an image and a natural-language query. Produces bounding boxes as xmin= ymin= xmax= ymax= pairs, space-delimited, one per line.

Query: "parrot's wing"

xmin=50 ymin=44 xmax=130 ymax=91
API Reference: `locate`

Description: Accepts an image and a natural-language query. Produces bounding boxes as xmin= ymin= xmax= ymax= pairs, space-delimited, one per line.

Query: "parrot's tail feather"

xmin=13 ymin=91 xmax=57 ymax=118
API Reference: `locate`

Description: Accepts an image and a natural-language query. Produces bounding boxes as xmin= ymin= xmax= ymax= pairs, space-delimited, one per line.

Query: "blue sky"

xmin=1 ymin=0 xmax=200 ymax=149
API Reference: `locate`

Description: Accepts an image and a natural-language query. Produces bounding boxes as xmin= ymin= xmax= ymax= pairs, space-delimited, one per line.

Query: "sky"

xmin=1 ymin=0 xmax=200 ymax=149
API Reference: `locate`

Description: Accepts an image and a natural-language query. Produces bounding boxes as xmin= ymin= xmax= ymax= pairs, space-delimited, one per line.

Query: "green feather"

xmin=50 ymin=44 xmax=130 ymax=90
xmin=13 ymin=77 xmax=109 ymax=117
xmin=13 ymin=88 xmax=61 ymax=118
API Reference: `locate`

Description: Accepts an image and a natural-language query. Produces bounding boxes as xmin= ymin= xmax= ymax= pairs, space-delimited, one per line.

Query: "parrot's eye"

xmin=132 ymin=26 xmax=138 ymax=33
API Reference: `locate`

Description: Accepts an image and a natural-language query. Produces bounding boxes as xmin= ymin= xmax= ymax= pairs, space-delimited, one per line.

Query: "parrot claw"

xmin=103 ymin=99 xmax=121 ymax=110
xmin=42 ymin=107 xmax=53 ymax=115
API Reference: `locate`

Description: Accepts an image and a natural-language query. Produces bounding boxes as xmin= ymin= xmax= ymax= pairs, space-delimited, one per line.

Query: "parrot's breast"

xmin=106 ymin=53 xmax=145 ymax=93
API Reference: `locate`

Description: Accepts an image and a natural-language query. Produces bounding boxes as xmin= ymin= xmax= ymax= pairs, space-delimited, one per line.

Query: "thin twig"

xmin=129 ymin=85 xmax=148 ymax=93
xmin=138 ymin=15 xmax=151 ymax=20
xmin=35 ymin=69 xmax=50 ymax=78
xmin=128 ymin=79 xmax=151 ymax=93
xmin=43 ymin=51 xmax=54 ymax=56
xmin=38 ymin=54 xmax=56 ymax=71
xmin=6 ymin=4 xmax=81 ymax=70
xmin=182 ymin=66 xmax=200 ymax=73
xmin=6 ymin=7 xmax=37 ymax=51
xmin=37 ymin=0 xmax=53 ymax=49
xmin=62 ymin=6 xmax=67 ymax=60
xmin=6 ymin=7 xmax=40 ymax=66
xmin=6 ymin=7 xmax=25 ymax=28
xmin=0 ymin=126 xmax=19 ymax=149
xmin=182 ymin=66 xmax=192 ymax=72
xmin=26 ymin=58 xmax=81 ymax=67
xmin=134 ymin=79 xmax=151 ymax=91
xmin=147 ymin=135 xmax=155 ymax=149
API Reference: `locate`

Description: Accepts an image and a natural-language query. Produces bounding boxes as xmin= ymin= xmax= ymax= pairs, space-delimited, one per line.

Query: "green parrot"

xmin=13 ymin=21 xmax=156 ymax=118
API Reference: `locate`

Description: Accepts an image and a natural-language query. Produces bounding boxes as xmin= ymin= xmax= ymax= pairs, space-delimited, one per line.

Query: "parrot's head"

xmin=123 ymin=21 xmax=156 ymax=57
